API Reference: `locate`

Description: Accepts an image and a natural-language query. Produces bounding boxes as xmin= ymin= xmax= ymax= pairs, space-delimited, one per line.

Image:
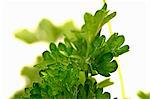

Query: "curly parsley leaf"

xmin=81 ymin=3 xmax=116 ymax=43
xmin=106 ymin=33 xmax=129 ymax=57
xmin=89 ymin=33 xmax=129 ymax=77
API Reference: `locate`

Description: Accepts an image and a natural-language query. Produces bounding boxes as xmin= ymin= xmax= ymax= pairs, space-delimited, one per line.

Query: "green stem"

xmin=115 ymin=57 xmax=126 ymax=98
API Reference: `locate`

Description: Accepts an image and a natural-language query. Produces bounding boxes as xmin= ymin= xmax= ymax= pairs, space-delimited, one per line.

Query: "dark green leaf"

xmin=30 ymin=83 xmax=41 ymax=95
xmin=96 ymin=88 xmax=111 ymax=99
xmin=93 ymin=35 xmax=105 ymax=48
xmin=25 ymin=88 xmax=30 ymax=95
xmin=30 ymin=94 xmax=42 ymax=99
xmin=49 ymin=42 xmax=58 ymax=52
xmin=106 ymin=33 xmax=129 ymax=57
xmin=107 ymin=33 xmax=119 ymax=49
xmin=97 ymin=60 xmax=118 ymax=77
xmin=99 ymin=52 xmax=113 ymax=63
xmin=58 ymin=43 xmax=66 ymax=51
xmin=42 ymin=51 xmax=51 ymax=60
xmin=103 ymin=92 xmax=111 ymax=99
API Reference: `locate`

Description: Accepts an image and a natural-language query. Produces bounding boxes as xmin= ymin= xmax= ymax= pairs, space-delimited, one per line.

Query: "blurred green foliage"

xmin=15 ymin=18 xmax=79 ymax=44
xmin=138 ymin=91 xmax=150 ymax=99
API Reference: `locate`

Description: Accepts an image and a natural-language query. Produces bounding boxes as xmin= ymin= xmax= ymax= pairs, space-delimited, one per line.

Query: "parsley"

xmin=12 ymin=3 xmax=129 ymax=99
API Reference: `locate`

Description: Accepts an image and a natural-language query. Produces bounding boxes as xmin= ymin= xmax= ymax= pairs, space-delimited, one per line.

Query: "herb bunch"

xmin=13 ymin=3 xmax=129 ymax=99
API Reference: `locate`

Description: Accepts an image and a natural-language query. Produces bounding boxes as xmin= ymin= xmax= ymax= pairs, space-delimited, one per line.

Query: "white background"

xmin=0 ymin=0 xmax=149 ymax=99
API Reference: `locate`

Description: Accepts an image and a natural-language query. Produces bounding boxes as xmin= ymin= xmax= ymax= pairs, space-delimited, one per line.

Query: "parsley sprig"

xmin=12 ymin=3 xmax=129 ymax=99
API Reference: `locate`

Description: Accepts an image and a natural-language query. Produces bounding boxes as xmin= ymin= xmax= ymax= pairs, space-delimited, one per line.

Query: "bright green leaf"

xmin=102 ymin=12 xmax=116 ymax=26
xmin=15 ymin=29 xmax=38 ymax=44
xmin=115 ymin=45 xmax=129 ymax=56
xmin=79 ymin=71 xmax=86 ymax=85
xmin=81 ymin=4 xmax=109 ymax=43
xmin=97 ymin=78 xmax=114 ymax=88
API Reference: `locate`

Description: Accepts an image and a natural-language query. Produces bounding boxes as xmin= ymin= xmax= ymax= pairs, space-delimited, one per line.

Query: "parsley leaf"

xmin=97 ymin=78 xmax=114 ymax=88
xmin=81 ymin=3 xmax=116 ymax=43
